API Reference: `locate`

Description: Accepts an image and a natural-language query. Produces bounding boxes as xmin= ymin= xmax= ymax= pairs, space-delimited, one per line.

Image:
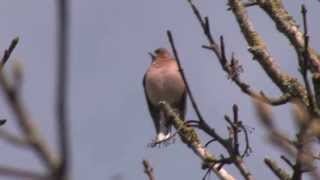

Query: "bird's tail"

xmin=156 ymin=112 xmax=171 ymax=142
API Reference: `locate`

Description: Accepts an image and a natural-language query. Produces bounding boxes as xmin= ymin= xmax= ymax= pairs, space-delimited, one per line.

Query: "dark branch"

xmin=300 ymin=4 xmax=317 ymax=114
xmin=159 ymin=101 xmax=235 ymax=179
xmin=281 ymin=155 xmax=294 ymax=169
xmin=55 ymin=0 xmax=70 ymax=179
xmin=188 ymin=0 xmax=263 ymax=100
xmin=227 ymin=2 xmax=258 ymax=11
xmin=229 ymin=0 xmax=308 ymax=107
xmin=264 ymin=158 xmax=291 ymax=180
xmin=257 ymin=0 xmax=320 ymax=73
xmin=232 ymin=105 xmax=240 ymax=155
xmin=260 ymin=91 xmax=291 ymax=106
xmin=167 ymin=30 xmax=205 ymax=123
xmin=54 ymin=0 xmax=70 ymax=180
xmin=0 ymin=37 xmax=19 ymax=67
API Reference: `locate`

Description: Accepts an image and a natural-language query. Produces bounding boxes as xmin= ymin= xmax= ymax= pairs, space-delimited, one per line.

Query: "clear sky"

xmin=0 ymin=0 xmax=319 ymax=180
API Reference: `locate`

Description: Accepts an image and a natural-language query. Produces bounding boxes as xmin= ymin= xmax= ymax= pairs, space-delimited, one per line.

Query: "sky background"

xmin=0 ymin=0 xmax=319 ymax=179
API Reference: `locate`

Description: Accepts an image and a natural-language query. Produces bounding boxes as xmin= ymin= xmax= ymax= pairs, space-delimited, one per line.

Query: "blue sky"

xmin=0 ymin=0 xmax=319 ymax=179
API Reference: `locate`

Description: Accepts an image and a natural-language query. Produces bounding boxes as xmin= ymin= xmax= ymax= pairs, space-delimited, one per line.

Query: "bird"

xmin=143 ymin=48 xmax=186 ymax=143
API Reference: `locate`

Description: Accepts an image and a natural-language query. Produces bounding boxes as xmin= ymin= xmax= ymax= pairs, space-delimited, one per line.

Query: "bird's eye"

xmin=154 ymin=49 xmax=161 ymax=54
xmin=154 ymin=48 xmax=166 ymax=55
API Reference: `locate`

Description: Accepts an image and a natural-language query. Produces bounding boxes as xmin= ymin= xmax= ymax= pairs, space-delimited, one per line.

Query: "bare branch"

xmin=300 ymin=4 xmax=317 ymax=114
xmin=228 ymin=0 xmax=307 ymax=106
xmin=55 ymin=0 xmax=71 ymax=179
xmin=290 ymin=6 xmax=319 ymax=180
xmin=142 ymin=160 xmax=155 ymax=180
xmin=167 ymin=30 xmax=205 ymax=123
xmin=167 ymin=30 xmax=253 ymax=180
xmin=257 ymin=0 xmax=320 ymax=73
xmin=0 ymin=39 xmax=58 ymax=171
xmin=260 ymin=91 xmax=291 ymax=106
xmin=187 ymin=0 xmax=263 ymax=100
xmin=0 ymin=37 xmax=19 ymax=68
xmin=227 ymin=1 xmax=258 ymax=11
xmin=0 ymin=165 xmax=47 ymax=180
xmin=281 ymin=155 xmax=294 ymax=169
xmin=312 ymin=74 xmax=320 ymax=108
xmin=159 ymin=101 xmax=235 ymax=180
xmin=0 ymin=129 xmax=28 ymax=147
xmin=232 ymin=105 xmax=240 ymax=155
xmin=264 ymin=158 xmax=291 ymax=180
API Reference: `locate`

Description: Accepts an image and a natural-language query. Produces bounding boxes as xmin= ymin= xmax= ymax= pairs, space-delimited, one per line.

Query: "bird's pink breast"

xmin=145 ymin=62 xmax=185 ymax=106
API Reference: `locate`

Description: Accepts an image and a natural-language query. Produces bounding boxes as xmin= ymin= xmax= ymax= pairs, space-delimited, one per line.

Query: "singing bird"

xmin=143 ymin=48 xmax=186 ymax=142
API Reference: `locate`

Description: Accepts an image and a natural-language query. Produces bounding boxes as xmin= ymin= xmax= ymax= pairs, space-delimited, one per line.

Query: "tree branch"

xmin=187 ymin=0 xmax=263 ymax=100
xmin=0 ymin=37 xmax=19 ymax=68
xmin=264 ymin=158 xmax=291 ymax=180
xmin=0 ymin=165 xmax=47 ymax=180
xmin=159 ymin=101 xmax=235 ymax=180
xmin=260 ymin=91 xmax=291 ymax=106
xmin=0 ymin=39 xmax=58 ymax=172
xmin=0 ymin=129 xmax=29 ymax=147
xmin=257 ymin=0 xmax=320 ymax=73
xmin=55 ymin=0 xmax=70 ymax=179
xmin=142 ymin=160 xmax=155 ymax=180
xmin=167 ymin=30 xmax=253 ymax=180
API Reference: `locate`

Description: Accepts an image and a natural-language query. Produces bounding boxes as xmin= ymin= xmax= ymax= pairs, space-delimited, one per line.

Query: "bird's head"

xmin=154 ymin=48 xmax=171 ymax=59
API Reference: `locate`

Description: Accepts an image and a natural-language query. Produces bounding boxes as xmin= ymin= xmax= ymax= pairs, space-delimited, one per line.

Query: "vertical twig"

xmin=300 ymin=4 xmax=316 ymax=113
xmin=232 ymin=105 xmax=240 ymax=155
xmin=291 ymin=5 xmax=314 ymax=180
xmin=56 ymin=0 xmax=70 ymax=179
xmin=166 ymin=30 xmax=205 ymax=123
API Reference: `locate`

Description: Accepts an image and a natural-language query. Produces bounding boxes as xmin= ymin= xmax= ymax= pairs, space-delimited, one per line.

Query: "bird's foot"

xmin=147 ymin=136 xmax=176 ymax=148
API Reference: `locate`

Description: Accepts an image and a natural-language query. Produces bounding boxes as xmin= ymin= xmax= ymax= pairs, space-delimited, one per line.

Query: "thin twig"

xmin=167 ymin=30 xmax=205 ymax=122
xmin=291 ymin=5 xmax=317 ymax=180
xmin=257 ymin=0 xmax=320 ymax=73
xmin=188 ymin=0 xmax=264 ymax=101
xmin=0 ymin=165 xmax=47 ymax=180
xmin=0 ymin=37 xmax=19 ymax=67
xmin=264 ymin=158 xmax=291 ymax=180
xmin=55 ymin=0 xmax=70 ymax=179
xmin=280 ymin=155 xmax=294 ymax=169
xmin=167 ymin=18 xmax=252 ymax=180
xmin=260 ymin=91 xmax=291 ymax=106
xmin=232 ymin=105 xmax=240 ymax=155
xmin=300 ymin=4 xmax=317 ymax=114
xmin=0 ymin=39 xmax=58 ymax=171
xmin=227 ymin=2 xmax=258 ymax=11
xmin=142 ymin=160 xmax=155 ymax=180
xmin=166 ymin=30 xmax=229 ymax=152
xmin=0 ymin=129 xmax=28 ymax=147
xmin=204 ymin=138 xmax=217 ymax=148
xmin=229 ymin=0 xmax=309 ymax=108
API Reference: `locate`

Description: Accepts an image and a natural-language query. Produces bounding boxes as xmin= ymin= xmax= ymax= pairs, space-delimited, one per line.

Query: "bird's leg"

xmin=148 ymin=119 xmax=196 ymax=148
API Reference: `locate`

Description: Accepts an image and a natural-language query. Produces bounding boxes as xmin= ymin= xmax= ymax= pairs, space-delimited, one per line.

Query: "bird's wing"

xmin=143 ymin=74 xmax=160 ymax=133
xmin=177 ymin=90 xmax=187 ymax=120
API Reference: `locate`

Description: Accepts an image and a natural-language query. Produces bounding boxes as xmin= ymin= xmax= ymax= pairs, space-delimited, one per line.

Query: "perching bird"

xmin=143 ymin=48 xmax=186 ymax=142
